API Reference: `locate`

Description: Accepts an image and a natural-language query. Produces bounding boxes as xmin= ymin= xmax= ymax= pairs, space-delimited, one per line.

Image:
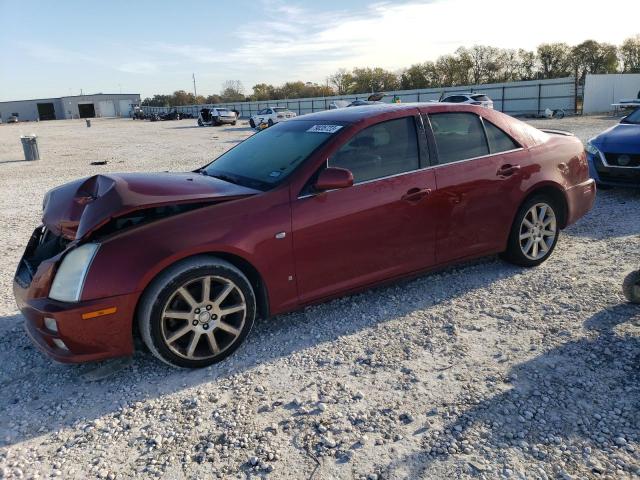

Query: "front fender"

xmin=81 ymin=189 xmax=298 ymax=315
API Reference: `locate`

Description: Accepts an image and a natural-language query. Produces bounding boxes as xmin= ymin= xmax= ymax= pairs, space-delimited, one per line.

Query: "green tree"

xmin=220 ymin=80 xmax=245 ymax=102
xmin=537 ymin=43 xmax=571 ymax=79
xmin=571 ymin=40 xmax=619 ymax=81
xmin=329 ymin=69 xmax=355 ymax=95
xmin=350 ymin=67 xmax=399 ymax=93
xmin=400 ymin=62 xmax=439 ymax=89
xmin=620 ymin=35 xmax=640 ymax=72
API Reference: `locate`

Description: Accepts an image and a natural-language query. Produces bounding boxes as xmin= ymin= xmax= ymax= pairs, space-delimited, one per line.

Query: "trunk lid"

xmin=42 ymin=172 xmax=260 ymax=240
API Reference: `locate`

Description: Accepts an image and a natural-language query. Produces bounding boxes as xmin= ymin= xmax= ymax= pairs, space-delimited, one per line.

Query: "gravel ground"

xmin=0 ymin=115 xmax=638 ymax=480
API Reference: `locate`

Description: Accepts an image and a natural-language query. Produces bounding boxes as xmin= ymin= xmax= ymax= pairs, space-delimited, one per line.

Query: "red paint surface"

xmin=15 ymin=104 xmax=596 ymax=363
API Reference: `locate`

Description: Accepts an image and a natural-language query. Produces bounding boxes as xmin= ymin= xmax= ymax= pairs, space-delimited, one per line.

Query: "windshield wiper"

xmin=209 ymin=173 xmax=241 ymax=185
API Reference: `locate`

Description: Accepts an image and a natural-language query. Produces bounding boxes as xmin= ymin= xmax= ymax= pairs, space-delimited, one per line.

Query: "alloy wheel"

xmin=160 ymin=275 xmax=246 ymax=360
xmin=519 ymin=203 xmax=557 ymax=260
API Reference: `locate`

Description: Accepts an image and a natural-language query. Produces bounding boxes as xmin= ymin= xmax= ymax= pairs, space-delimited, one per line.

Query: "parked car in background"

xmin=586 ymin=108 xmax=640 ymax=189
xmin=249 ymin=107 xmax=296 ymax=128
xmin=160 ymin=109 xmax=181 ymax=121
xmin=14 ymin=103 xmax=595 ymax=368
xmin=440 ymin=93 xmax=494 ymax=109
xmin=8 ymin=114 xmax=19 ymax=123
xmin=198 ymin=107 xmax=237 ymax=127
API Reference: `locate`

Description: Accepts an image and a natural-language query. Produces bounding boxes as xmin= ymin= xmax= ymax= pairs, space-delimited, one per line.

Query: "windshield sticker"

xmin=306 ymin=124 xmax=343 ymax=134
xmin=269 ymin=171 xmax=282 ymax=178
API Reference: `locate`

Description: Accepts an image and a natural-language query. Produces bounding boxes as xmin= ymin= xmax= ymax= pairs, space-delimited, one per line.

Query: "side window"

xmin=483 ymin=119 xmax=520 ymax=153
xmin=328 ymin=117 xmax=420 ymax=183
xmin=429 ymin=112 xmax=489 ymax=164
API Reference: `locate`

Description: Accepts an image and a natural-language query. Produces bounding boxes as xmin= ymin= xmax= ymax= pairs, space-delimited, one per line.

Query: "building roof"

xmin=0 ymin=93 xmax=140 ymax=105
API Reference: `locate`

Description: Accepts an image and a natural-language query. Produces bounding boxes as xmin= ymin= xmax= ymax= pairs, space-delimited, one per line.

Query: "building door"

xmin=78 ymin=103 xmax=95 ymax=118
xmin=36 ymin=103 xmax=56 ymax=120
xmin=118 ymin=100 xmax=132 ymax=117
xmin=98 ymin=100 xmax=116 ymax=117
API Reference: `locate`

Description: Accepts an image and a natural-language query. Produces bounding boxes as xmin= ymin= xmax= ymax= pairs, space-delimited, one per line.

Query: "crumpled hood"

xmin=592 ymin=124 xmax=640 ymax=153
xmin=42 ymin=172 xmax=260 ymax=240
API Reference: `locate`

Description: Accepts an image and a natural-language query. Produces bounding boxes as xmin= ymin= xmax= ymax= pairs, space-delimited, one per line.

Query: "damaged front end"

xmin=13 ymin=171 xmax=260 ymax=362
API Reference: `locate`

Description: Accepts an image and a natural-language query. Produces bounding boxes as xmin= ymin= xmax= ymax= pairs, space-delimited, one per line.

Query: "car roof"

xmin=290 ymin=103 xmax=415 ymax=122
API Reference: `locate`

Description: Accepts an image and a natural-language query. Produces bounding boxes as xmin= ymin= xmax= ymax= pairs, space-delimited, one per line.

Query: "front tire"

xmin=249 ymin=118 xmax=256 ymax=128
xmin=623 ymin=270 xmax=640 ymax=304
xmin=137 ymin=256 xmax=256 ymax=368
xmin=267 ymin=119 xmax=274 ymax=127
xmin=501 ymin=196 xmax=560 ymax=267
xmin=197 ymin=119 xmax=203 ymax=127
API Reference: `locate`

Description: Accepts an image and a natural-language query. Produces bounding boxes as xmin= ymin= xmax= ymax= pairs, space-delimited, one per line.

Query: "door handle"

xmin=497 ymin=164 xmax=521 ymax=177
xmin=402 ymin=187 xmax=432 ymax=202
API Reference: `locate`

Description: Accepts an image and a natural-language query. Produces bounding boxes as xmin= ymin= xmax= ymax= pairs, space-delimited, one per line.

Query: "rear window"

xmin=274 ymin=107 xmax=288 ymax=112
xmin=216 ymin=108 xmax=229 ymax=112
xmin=483 ymin=120 xmax=520 ymax=153
xmin=429 ymin=112 xmax=489 ymax=164
xmin=471 ymin=95 xmax=490 ymax=102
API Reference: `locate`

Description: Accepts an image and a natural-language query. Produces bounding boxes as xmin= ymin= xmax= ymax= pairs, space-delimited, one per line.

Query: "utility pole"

xmin=193 ymin=73 xmax=197 ymax=98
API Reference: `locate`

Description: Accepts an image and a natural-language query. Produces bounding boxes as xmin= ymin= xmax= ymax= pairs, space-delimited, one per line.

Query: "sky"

xmin=0 ymin=0 xmax=638 ymax=101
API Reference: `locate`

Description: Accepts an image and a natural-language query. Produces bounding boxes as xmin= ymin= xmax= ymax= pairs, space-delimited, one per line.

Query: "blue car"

xmin=586 ymin=108 xmax=640 ymax=188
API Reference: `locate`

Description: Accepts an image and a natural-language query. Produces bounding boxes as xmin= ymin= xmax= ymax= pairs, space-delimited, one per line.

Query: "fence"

xmin=142 ymin=77 xmax=577 ymax=119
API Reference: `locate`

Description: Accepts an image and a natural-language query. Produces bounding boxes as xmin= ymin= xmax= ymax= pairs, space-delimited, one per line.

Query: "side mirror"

xmin=314 ymin=167 xmax=354 ymax=191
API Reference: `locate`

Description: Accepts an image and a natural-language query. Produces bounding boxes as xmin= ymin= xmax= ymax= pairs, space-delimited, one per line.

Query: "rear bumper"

xmin=565 ymin=178 xmax=596 ymax=227
xmin=14 ymin=277 xmax=137 ymax=364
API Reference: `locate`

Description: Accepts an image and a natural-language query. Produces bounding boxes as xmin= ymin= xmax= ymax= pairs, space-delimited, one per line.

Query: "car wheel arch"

xmin=132 ymin=251 xmax=270 ymax=339
xmin=518 ymin=183 xmax=569 ymax=229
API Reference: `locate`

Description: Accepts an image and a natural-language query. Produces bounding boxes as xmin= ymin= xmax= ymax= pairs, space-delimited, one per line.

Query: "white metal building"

xmin=583 ymin=74 xmax=640 ymax=114
xmin=0 ymin=93 xmax=141 ymax=122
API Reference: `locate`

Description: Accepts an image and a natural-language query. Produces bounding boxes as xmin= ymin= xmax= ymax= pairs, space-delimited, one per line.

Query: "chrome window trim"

xmin=297 ymin=147 xmax=525 ymax=200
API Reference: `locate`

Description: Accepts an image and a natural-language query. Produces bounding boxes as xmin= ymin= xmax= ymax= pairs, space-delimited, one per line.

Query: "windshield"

xmin=203 ymin=120 xmax=346 ymax=190
xmin=622 ymin=109 xmax=640 ymax=124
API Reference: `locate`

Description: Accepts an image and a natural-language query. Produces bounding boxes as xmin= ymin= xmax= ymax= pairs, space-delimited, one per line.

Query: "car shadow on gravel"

xmin=565 ymin=189 xmax=640 ymax=240
xmin=386 ymin=303 xmax=640 ymax=478
xmin=0 ymin=256 xmax=523 ymax=447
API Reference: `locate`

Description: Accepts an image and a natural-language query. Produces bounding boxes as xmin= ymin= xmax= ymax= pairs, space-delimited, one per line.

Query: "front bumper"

xmin=564 ymin=178 xmax=596 ymax=227
xmin=13 ymin=227 xmax=137 ymax=363
xmin=14 ymin=279 xmax=138 ymax=363
xmin=587 ymin=151 xmax=640 ymax=188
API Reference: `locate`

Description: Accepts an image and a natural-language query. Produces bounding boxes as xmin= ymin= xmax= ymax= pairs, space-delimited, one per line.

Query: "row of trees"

xmin=141 ymin=36 xmax=640 ymax=107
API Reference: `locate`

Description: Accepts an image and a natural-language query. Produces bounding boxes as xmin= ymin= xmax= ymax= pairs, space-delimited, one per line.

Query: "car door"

xmin=291 ymin=115 xmax=437 ymax=303
xmin=424 ymin=111 xmax=527 ymax=264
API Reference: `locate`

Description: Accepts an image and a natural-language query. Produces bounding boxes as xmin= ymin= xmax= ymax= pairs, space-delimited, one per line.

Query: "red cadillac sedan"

xmin=14 ymin=104 xmax=595 ymax=368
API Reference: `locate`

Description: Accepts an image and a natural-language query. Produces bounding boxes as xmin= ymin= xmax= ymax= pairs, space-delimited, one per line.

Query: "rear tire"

xmin=501 ymin=195 xmax=560 ymax=267
xmin=267 ymin=119 xmax=274 ymax=127
xmin=232 ymin=121 xmax=237 ymax=126
xmin=197 ymin=119 xmax=203 ymax=127
xmin=623 ymin=270 xmax=640 ymax=304
xmin=137 ymin=256 xmax=256 ymax=368
xmin=249 ymin=118 xmax=255 ymax=128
